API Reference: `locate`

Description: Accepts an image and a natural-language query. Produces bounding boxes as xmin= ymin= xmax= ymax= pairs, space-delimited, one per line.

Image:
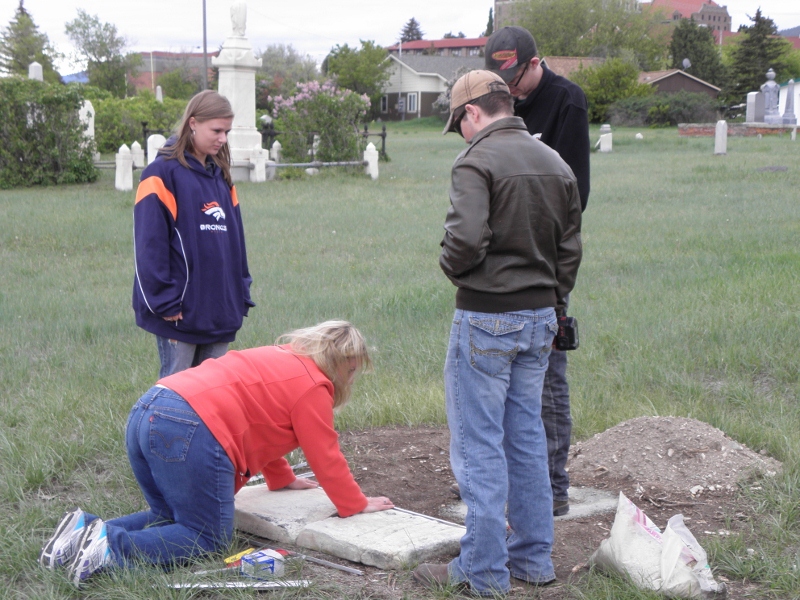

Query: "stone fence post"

xmin=364 ymin=143 xmax=379 ymax=180
xmin=147 ymin=134 xmax=167 ymax=165
xmin=131 ymin=141 xmax=145 ymax=169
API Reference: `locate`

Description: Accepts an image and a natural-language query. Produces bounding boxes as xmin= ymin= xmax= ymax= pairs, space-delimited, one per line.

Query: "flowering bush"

xmin=271 ymin=80 xmax=370 ymax=163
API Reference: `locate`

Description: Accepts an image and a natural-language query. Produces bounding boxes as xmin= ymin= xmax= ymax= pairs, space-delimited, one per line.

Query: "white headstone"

xmin=781 ymin=79 xmax=796 ymax=125
xmin=213 ymin=1 xmax=263 ymax=182
xmin=79 ymin=100 xmax=95 ymax=140
xmin=270 ymin=140 xmax=282 ymax=163
xmin=131 ymin=141 xmax=145 ymax=168
xmin=599 ymin=133 xmax=612 ymax=153
xmin=304 ymin=168 xmax=319 ymax=176
xmin=115 ymin=144 xmax=133 ymax=191
xmin=364 ymin=142 xmax=379 ymax=180
xmin=28 ymin=61 xmax=43 ymax=81
xmin=746 ymin=91 xmax=765 ymax=123
xmin=599 ymin=123 xmax=612 ymax=134
xmin=714 ymin=120 xmax=727 ymax=155
xmin=635 ymin=133 xmax=644 ymax=140
xmin=156 ymin=85 xmax=163 ymax=103
xmin=249 ymin=144 xmax=266 ymax=182
xmin=792 ymin=127 xmax=797 ymax=142
xmin=147 ymin=134 xmax=167 ymax=165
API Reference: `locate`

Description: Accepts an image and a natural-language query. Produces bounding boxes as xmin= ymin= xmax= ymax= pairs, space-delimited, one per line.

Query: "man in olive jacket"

xmin=413 ymin=70 xmax=581 ymax=597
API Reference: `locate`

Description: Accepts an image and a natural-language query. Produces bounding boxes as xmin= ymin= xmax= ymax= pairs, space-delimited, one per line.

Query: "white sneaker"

xmin=39 ymin=507 xmax=87 ymax=569
xmin=67 ymin=518 xmax=111 ymax=587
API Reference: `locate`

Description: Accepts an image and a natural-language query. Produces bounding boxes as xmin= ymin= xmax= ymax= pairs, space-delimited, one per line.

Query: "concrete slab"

xmin=441 ymin=486 xmax=618 ymax=523
xmin=295 ymin=509 xmax=464 ymax=570
xmin=234 ymin=486 xmax=337 ymax=544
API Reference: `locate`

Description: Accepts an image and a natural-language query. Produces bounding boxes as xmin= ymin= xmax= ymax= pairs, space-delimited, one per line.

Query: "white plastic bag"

xmin=589 ymin=492 xmax=727 ymax=599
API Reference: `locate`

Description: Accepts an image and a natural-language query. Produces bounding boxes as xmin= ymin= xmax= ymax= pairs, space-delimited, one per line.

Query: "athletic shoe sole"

xmin=39 ymin=507 xmax=86 ymax=569
xmin=68 ymin=518 xmax=109 ymax=587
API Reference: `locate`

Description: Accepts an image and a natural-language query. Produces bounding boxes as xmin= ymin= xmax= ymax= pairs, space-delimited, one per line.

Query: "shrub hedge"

xmin=608 ymin=91 xmax=721 ymax=127
xmin=0 ymin=78 xmax=98 ymax=189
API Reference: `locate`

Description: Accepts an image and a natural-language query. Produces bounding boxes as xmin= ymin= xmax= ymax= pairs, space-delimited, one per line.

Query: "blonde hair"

xmin=161 ymin=90 xmax=235 ymax=186
xmin=277 ymin=320 xmax=372 ymax=408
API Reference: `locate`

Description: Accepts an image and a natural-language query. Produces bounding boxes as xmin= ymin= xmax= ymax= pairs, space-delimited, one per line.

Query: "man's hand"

xmin=361 ymin=496 xmax=394 ymax=513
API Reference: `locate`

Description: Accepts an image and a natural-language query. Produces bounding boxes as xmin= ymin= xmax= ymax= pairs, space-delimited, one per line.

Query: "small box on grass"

xmin=240 ymin=549 xmax=285 ymax=578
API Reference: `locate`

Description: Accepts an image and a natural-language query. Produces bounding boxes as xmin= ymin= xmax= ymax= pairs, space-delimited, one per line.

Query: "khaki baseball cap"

xmin=442 ymin=70 xmax=510 ymax=135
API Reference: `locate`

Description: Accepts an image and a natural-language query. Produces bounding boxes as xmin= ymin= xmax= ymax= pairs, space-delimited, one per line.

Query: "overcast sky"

xmin=7 ymin=0 xmax=800 ymax=73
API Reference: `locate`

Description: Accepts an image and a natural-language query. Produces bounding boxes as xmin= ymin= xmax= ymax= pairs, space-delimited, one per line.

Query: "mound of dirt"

xmin=567 ymin=416 xmax=781 ymax=507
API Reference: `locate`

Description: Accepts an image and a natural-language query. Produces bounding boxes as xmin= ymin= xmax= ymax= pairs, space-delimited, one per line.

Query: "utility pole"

xmin=202 ymin=0 xmax=209 ymax=89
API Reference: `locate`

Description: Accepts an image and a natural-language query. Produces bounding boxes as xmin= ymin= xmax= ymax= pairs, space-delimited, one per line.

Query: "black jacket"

xmin=515 ymin=66 xmax=591 ymax=211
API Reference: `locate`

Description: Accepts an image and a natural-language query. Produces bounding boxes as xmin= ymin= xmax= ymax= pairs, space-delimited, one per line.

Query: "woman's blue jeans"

xmin=445 ymin=309 xmax=557 ymax=596
xmin=99 ymin=386 xmax=235 ymax=567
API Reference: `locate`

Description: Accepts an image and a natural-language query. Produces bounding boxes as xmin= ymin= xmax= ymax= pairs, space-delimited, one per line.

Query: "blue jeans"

xmin=156 ymin=336 xmax=228 ymax=378
xmin=542 ymin=348 xmax=571 ymax=501
xmin=98 ymin=387 xmax=235 ymax=567
xmin=445 ymin=309 xmax=557 ymax=596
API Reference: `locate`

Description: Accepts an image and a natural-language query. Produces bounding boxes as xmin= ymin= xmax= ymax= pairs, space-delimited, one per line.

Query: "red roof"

xmin=784 ymin=36 xmax=800 ymax=50
xmin=645 ymin=0 xmax=720 ymax=18
xmin=386 ymin=37 xmax=487 ymax=51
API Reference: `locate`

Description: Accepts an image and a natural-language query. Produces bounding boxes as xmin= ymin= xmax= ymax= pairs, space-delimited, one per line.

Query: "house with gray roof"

xmin=381 ymin=54 xmax=484 ymax=120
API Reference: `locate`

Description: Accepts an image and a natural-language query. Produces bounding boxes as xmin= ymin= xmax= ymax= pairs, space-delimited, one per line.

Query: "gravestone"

xmin=131 ymin=141 xmax=145 ymax=168
xmin=147 ymin=134 xmax=167 ymax=165
xmin=156 ymin=85 xmax=163 ymax=103
xmin=598 ymin=123 xmax=612 ymax=152
xmin=782 ymin=79 xmax=797 ymax=125
xmin=212 ymin=1 xmax=263 ymax=182
xmin=28 ymin=61 xmax=42 ymax=81
xmin=714 ymin=120 xmax=727 ymax=155
xmin=762 ymin=69 xmax=781 ymax=124
xmin=746 ymin=91 xmax=765 ymax=123
xmin=249 ymin=144 xmax=266 ymax=182
xmin=115 ymin=145 xmax=133 ymax=191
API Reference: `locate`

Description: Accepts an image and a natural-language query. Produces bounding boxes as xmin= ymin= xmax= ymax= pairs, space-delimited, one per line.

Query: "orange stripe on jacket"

xmin=231 ymin=185 xmax=239 ymax=207
xmin=135 ymin=176 xmax=178 ymax=220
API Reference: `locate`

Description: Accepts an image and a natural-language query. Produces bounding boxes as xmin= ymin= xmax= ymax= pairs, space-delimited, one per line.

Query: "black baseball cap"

xmin=484 ymin=27 xmax=538 ymax=83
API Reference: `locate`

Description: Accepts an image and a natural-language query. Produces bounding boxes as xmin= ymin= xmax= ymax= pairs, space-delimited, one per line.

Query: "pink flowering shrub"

xmin=271 ymin=80 xmax=370 ymax=163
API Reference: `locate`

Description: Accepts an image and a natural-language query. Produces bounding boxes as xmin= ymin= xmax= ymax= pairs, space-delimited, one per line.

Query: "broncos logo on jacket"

xmin=202 ymin=201 xmax=226 ymax=221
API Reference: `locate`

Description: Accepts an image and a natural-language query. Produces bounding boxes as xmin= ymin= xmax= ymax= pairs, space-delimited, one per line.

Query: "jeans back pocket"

xmin=149 ymin=410 xmax=199 ymax=462
xmin=468 ymin=316 xmax=525 ymax=377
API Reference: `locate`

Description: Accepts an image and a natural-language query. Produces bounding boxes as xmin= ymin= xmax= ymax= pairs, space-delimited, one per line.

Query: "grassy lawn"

xmin=1 ymin=119 xmax=799 ymax=597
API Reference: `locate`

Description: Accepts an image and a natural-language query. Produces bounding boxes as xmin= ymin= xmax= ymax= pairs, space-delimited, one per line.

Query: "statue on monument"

xmin=231 ymin=1 xmax=247 ymax=37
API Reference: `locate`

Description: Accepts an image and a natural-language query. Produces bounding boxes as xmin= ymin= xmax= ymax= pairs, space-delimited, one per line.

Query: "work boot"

xmin=553 ymin=499 xmax=570 ymax=516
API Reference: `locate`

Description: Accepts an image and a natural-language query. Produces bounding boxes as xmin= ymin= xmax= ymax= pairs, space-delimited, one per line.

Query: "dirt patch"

xmin=261 ymin=417 xmax=780 ymax=599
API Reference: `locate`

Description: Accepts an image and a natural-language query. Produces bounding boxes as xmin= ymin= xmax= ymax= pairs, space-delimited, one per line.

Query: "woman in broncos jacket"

xmin=133 ymin=90 xmax=255 ymax=377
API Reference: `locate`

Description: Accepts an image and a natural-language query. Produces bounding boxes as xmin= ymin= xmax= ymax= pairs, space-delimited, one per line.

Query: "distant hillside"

xmin=779 ymin=26 xmax=800 ymax=37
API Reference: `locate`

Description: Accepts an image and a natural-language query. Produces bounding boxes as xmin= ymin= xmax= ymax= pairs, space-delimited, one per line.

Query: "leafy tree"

xmin=723 ymin=9 xmax=793 ymax=104
xmin=0 ymin=0 xmax=61 ymax=83
xmin=669 ymin=18 xmax=727 ymax=87
xmin=65 ymin=9 xmax=141 ymax=98
xmin=484 ymin=8 xmax=494 ymax=37
xmin=158 ymin=67 xmax=203 ymax=100
xmin=256 ymin=44 xmax=318 ymax=110
xmin=516 ymin=0 xmax=669 ymax=70
xmin=400 ymin=18 xmax=424 ymax=42
xmin=572 ymin=57 xmax=653 ymax=122
xmin=323 ymin=40 xmax=389 ymax=120
xmin=443 ymin=32 xmax=466 ymax=39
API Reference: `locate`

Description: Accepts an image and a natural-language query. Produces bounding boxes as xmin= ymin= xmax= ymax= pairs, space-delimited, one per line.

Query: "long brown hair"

xmin=161 ymin=90 xmax=235 ymax=186
xmin=276 ymin=321 xmax=373 ymax=408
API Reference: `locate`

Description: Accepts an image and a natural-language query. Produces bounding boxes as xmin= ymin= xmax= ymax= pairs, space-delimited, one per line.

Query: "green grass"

xmin=1 ymin=125 xmax=800 ymax=598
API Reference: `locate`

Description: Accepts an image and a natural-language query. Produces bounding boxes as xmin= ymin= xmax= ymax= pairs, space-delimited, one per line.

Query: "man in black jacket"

xmin=486 ymin=26 xmax=590 ymax=517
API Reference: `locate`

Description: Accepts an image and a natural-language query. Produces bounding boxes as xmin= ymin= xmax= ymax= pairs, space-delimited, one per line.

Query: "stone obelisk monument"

xmin=213 ymin=2 xmax=263 ymax=182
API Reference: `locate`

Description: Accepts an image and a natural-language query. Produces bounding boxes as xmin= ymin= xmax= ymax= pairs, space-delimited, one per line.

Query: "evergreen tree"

xmin=0 ymin=0 xmax=61 ymax=83
xmin=400 ymin=18 xmax=424 ymax=42
xmin=725 ymin=9 xmax=792 ymax=103
xmin=669 ymin=18 xmax=726 ymax=87
xmin=484 ymin=8 xmax=494 ymax=37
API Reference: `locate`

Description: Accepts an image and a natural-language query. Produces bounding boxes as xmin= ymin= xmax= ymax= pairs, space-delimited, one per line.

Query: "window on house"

xmin=381 ymin=95 xmax=388 ymax=113
xmin=407 ymin=93 xmax=418 ymax=113
xmin=469 ymin=47 xmax=480 ymax=56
